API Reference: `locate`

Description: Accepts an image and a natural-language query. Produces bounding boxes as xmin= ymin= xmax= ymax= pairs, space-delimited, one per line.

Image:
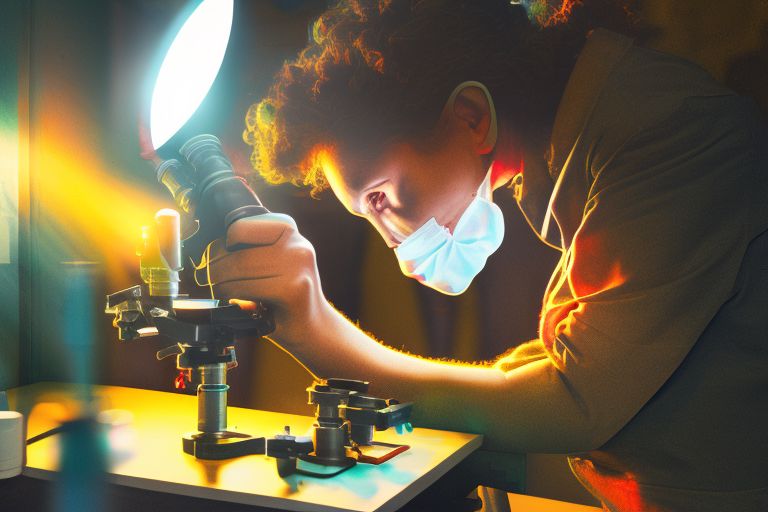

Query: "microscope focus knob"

xmin=326 ymin=379 xmax=370 ymax=394
xmin=156 ymin=343 xmax=184 ymax=360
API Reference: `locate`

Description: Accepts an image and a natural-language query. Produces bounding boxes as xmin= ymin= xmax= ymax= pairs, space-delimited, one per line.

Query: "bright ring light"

xmin=150 ymin=0 xmax=234 ymax=151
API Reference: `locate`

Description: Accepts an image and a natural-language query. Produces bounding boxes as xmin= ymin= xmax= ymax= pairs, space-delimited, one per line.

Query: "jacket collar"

xmin=513 ymin=29 xmax=634 ymax=249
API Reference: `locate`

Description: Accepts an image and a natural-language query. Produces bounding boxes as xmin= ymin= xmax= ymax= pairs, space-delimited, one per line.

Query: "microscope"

xmin=105 ymin=134 xmax=276 ymax=461
xmin=103 ymin=0 xmax=411 ymax=477
xmin=105 ymin=134 xmax=413 ymax=477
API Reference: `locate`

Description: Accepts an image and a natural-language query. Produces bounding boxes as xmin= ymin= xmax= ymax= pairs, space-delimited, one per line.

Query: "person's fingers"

xmin=225 ymin=213 xmax=298 ymax=249
xmin=208 ymin=246 xmax=281 ymax=285
xmin=210 ymin=232 xmax=316 ymax=279
xmin=228 ymin=298 xmax=258 ymax=311
xmin=213 ymin=274 xmax=306 ymax=309
xmin=202 ymin=213 xmax=319 ymax=314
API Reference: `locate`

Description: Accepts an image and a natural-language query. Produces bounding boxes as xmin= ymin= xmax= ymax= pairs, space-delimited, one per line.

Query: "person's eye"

xmin=367 ymin=191 xmax=388 ymax=213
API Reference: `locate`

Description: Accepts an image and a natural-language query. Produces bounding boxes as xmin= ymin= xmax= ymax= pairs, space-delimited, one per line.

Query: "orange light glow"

xmin=570 ymin=458 xmax=657 ymax=512
xmin=308 ymin=144 xmax=337 ymax=181
xmin=570 ymin=231 xmax=626 ymax=298
xmin=540 ymin=300 xmax=579 ymax=355
xmin=302 ymin=144 xmax=337 ymax=198
xmin=532 ymin=0 xmax=583 ymax=27
xmin=538 ymin=231 xmax=627 ymax=357
xmin=27 ymin=102 xmax=166 ymax=284
xmin=33 ymin=140 xmax=164 ymax=281
xmin=353 ymin=34 xmax=385 ymax=73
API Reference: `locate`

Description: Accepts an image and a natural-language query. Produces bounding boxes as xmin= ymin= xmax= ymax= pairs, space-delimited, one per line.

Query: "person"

xmin=206 ymin=1 xmax=768 ymax=510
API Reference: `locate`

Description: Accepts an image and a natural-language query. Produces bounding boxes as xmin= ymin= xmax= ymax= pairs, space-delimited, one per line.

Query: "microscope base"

xmin=182 ymin=431 xmax=266 ymax=460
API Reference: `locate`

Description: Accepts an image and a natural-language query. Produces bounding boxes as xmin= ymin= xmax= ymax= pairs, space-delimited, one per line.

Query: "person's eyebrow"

xmin=342 ymin=167 xmax=379 ymax=196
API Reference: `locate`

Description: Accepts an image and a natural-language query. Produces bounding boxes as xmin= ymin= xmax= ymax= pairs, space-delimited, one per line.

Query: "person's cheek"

xmin=365 ymin=213 xmax=401 ymax=248
xmin=391 ymin=178 xmax=434 ymax=232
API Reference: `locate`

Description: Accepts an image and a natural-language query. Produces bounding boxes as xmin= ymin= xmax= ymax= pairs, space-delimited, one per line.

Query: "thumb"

xmin=226 ymin=213 xmax=298 ymax=250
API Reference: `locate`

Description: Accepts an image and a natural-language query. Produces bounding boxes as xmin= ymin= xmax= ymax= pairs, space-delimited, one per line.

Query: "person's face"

xmin=322 ymin=87 xmax=495 ymax=248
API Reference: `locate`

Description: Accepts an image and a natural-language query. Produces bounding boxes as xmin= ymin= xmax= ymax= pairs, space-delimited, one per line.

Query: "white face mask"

xmin=393 ymin=165 xmax=505 ymax=295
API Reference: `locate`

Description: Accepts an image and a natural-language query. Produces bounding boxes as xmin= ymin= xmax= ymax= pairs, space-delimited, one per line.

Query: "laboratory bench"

xmin=1 ymin=382 xmax=490 ymax=511
xmin=0 ymin=382 xmax=599 ymax=511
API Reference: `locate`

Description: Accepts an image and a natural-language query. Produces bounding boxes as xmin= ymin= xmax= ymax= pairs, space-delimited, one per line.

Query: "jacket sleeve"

xmin=494 ymin=95 xmax=757 ymax=450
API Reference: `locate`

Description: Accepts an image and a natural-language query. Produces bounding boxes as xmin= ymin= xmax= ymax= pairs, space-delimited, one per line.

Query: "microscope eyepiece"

xmin=155 ymin=159 xmax=194 ymax=213
xmin=159 ymin=134 xmax=270 ymax=256
xmin=178 ymin=134 xmax=234 ymax=196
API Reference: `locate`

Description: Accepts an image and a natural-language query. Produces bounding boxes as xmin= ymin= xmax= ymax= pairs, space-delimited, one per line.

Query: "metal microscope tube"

xmin=350 ymin=423 xmax=375 ymax=446
xmin=197 ymin=363 xmax=228 ymax=433
xmin=313 ymin=425 xmax=348 ymax=463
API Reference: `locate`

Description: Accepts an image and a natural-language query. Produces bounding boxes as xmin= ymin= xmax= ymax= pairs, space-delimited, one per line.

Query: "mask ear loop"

xmin=444 ymin=80 xmax=498 ymax=153
xmin=192 ymin=241 xmax=217 ymax=299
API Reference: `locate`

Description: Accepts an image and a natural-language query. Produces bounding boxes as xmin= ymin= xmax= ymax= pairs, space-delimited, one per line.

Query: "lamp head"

xmin=149 ymin=0 xmax=234 ymax=154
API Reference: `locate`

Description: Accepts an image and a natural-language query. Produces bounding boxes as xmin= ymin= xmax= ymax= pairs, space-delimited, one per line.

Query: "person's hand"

xmin=204 ymin=213 xmax=330 ymax=344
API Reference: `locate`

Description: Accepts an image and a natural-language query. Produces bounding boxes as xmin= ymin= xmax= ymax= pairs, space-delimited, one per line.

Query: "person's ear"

xmin=444 ymin=81 xmax=497 ymax=154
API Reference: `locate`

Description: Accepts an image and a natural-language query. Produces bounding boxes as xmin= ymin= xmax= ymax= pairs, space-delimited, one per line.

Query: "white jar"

xmin=0 ymin=411 xmax=23 ymax=479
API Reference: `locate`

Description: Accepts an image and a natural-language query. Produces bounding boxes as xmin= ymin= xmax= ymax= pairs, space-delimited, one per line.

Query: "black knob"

xmin=326 ymin=378 xmax=370 ymax=394
xmin=156 ymin=343 xmax=184 ymax=360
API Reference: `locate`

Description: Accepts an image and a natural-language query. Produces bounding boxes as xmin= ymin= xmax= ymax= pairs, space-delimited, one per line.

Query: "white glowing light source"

xmin=150 ymin=0 xmax=234 ymax=150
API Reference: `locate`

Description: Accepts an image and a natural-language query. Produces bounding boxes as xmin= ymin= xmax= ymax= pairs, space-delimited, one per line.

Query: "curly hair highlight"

xmin=244 ymin=0 xmax=641 ymax=196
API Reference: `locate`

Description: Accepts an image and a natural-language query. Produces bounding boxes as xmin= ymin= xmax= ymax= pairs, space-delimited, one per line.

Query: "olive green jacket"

xmin=497 ymin=29 xmax=768 ymax=511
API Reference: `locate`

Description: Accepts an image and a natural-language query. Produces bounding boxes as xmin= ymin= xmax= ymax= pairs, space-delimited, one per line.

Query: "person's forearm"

xmin=270 ymin=302 xmax=605 ymax=454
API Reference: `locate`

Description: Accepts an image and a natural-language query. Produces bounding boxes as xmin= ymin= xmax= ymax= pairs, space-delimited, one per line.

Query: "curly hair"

xmin=244 ymin=0 xmax=642 ymax=196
